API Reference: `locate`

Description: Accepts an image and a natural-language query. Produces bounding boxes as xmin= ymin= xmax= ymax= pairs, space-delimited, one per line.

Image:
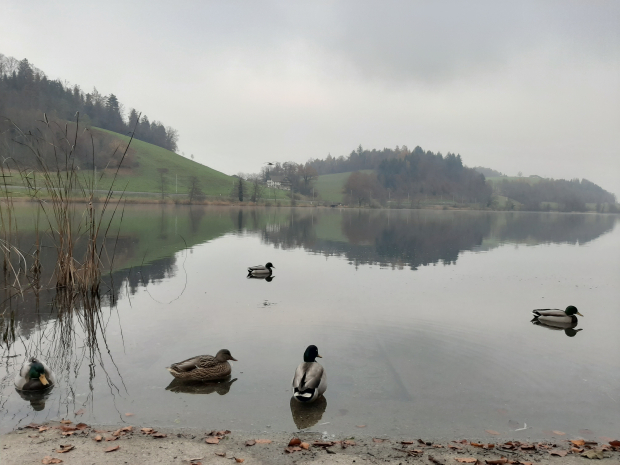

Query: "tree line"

xmin=0 ymin=53 xmax=179 ymax=152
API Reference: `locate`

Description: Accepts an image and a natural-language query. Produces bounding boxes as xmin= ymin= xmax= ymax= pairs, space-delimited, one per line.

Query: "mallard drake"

xmin=14 ymin=357 xmax=55 ymax=391
xmin=247 ymin=262 xmax=275 ymax=277
xmin=292 ymin=345 xmax=326 ymax=403
xmin=166 ymin=349 xmax=237 ymax=382
xmin=532 ymin=305 xmax=583 ymax=325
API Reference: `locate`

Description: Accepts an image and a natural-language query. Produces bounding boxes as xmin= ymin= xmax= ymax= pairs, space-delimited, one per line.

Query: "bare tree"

xmin=187 ymin=175 xmax=205 ymax=202
xmin=157 ymin=168 xmax=169 ymax=200
xmin=248 ymin=174 xmax=264 ymax=203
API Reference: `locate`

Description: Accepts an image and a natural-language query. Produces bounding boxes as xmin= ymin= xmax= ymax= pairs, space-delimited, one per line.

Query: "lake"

xmin=1 ymin=205 xmax=619 ymax=440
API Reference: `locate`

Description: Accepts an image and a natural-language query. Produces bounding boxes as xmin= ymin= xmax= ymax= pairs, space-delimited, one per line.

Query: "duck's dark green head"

xmin=565 ymin=305 xmax=583 ymax=317
xmin=28 ymin=358 xmax=49 ymax=385
xmin=303 ymin=345 xmax=322 ymax=363
xmin=266 ymin=262 xmax=275 ymax=269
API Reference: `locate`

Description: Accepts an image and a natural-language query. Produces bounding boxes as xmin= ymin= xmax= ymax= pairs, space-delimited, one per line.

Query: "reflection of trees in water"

xmin=260 ymin=210 xmax=616 ymax=270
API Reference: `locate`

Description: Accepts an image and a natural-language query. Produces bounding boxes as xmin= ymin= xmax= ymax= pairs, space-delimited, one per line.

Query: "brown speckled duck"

xmin=166 ymin=349 xmax=237 ymax=381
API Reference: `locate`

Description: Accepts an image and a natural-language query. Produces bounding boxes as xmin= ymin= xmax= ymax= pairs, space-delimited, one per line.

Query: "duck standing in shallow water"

xmin=532 ymin=305 xmax=583 ymax=325
xmin=247 ymin=262 xmax=275 ymax=277
xmin=15 ymin=357 xmax=55 ymax=391
xmin=167 ymin=349 xmax=237 ymax=382
xmin=292 ymin=345 xmax=327 ymax=403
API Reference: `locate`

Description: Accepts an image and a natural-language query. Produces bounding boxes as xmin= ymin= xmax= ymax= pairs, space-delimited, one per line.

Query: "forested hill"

xmin=0 ymin=53 xmax=178 ymax=151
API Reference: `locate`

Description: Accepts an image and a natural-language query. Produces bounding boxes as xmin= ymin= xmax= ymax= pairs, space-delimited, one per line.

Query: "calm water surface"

xmin=1 ymin=206 xmax=619 ymax=439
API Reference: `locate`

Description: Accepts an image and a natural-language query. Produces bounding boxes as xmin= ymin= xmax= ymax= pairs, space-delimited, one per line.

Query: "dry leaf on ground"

xmin=60 ymin=420 xmax=72 ymax=425
xmin=105 ymin=436 xmax=118 ymax=442
xmin=140 ymin=428 xmax=154 ymax=434
xmin=485 ymin=430 xmax=500 ymax=435
xmin=288 ymin=438 xmax=301 ymax=446
xmin=456 ymin=458 xmax=479 ymax=463
xmin=38 ymin=426 xmax=49 ymax=432
xmin=427 ymin=455 xmax=446 ymax=464
xmin=285 ymin=446 xmax=302 ymax=453
xmin=549 ymin=449 xmax=567 ymax=457
xmin=245 ymin=440 xmax=256 ymax=446
xmin=582 ymin=450 xmax=605 ymax=459
xmin=41 ymin=457 xmax=63 ymax=464
xmin=609 ymin=440 xmax=620 ymax=447
xmin=300 ymin=442 xmax=310 ymax=450
xmin=93 ymin=435 xmax=102 ymax=442
xmin=234 ymin=458 xmax=244 ymax=463
xmin=152 ymin=433 xmax=167 ymax=438
xmin=485 ymin=459 xmax=508 ymax=464
xmin=356 ymin=424 xmax=366 ymax=428
xmin=401 ymin=440 xmax=414 ymax=445
xmin=104 ymin=445 xmax=120 ymax=452
xmin=74 ymin=409 xmax=85 ymax=416
xmin=343 ymin=440 xmax=355 ymax=446
xmin=215 ymin=452 xmax=226 ymax=457
xmin=75 ymin=423 xmax=88 ymax=430
xmin=372 ymin=438 xmax=387 ymax=443
xmin=571 ymin=439 xmax=585 ymax=446
xmin=205 ymin=438 xmax=220 ymax=444
xmin=56 ymin=445 xmax=74 ymax=453
xmin=125 ymin=413 xmax=134 ymax=416
xmin=255 ymin=439 xmax=271 ymax=444
xmin=312 ymin=441 xmax=334 ymax=447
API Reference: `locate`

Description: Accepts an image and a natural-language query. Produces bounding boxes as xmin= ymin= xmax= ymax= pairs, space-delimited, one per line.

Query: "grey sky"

xmin=3 ymin=1 xmax=619 ymax=194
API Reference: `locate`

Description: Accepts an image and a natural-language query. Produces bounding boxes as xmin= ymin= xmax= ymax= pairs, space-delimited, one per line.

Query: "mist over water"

xmin=1 ymin=206 xmax=619 ymax=439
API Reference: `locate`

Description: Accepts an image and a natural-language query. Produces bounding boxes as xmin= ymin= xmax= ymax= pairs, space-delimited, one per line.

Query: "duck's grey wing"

xmin=170 ymin=355 xmax=218 ymax=372
xmin=293 ymin=362 xmax=324 ymax=391
xmin=533 ymin=309 xmax=566 ymax=317
xmin=248 ymin=265 xmax=267 ymax=271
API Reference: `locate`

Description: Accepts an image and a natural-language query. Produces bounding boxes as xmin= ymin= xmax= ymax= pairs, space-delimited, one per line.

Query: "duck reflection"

xmin=165 ymin=376 xmax=237 ymax=395
xmin=15 ymin=387 xmax=53 ymax=411
xmin=247 ymin=274 xmax=275 ymax=283
xmin=531 ymin=319 xmax=583 ymax=337
xmin=289 ymin=395 xmax=327 ymax=429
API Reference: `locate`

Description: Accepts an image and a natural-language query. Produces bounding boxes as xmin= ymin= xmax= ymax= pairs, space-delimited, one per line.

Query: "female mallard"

xmin=166 ymin=349 xmax=237 ymax=382
xmin=532 ymin=305 xmax=583 ymax=325
xmin=292 ymin=345 xmax=326 ymax=403
xmin=247 ymin=262 xmax=275 ymax=277
xmin=14 ymin=357 xmax=55 ymax=391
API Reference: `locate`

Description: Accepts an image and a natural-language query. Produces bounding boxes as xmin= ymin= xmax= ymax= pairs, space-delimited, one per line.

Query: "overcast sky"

xmin=2 ymin=1 xmax=619 ymax=194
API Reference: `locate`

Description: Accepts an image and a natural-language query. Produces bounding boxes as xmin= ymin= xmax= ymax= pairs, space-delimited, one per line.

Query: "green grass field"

xmin=314 ymin=170 xmax=374 ymax=203
xmin=93 ymin=128 xmax=235 ymax=195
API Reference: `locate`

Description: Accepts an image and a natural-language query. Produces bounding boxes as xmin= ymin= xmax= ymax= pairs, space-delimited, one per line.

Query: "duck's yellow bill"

xmin=576 ymin=312 xmax=584 ymax=317
xmin=39 ymin=374 xmax=49 ymax=386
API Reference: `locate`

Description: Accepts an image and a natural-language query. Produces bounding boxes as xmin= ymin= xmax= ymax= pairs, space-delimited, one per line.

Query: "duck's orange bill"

xmin=39 ymin=374 xmax=49 ymax=385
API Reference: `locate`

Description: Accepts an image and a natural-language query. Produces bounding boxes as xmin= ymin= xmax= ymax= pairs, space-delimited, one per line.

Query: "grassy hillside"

xmin=315 ymin=170 xmax=374 ymax=203
xmin=92 ymin=128 xmax=235 ymax=195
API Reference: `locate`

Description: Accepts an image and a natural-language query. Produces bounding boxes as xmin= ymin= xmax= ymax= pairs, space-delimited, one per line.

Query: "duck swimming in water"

xmin=532 ymin=305 xmax=583 ymax=325
xmin=167 ymin=349 xmax=237 ymax=382
xmin=247 ymin=262 xmax=275 ymax=277
xmin=14 ymin=357 xmax=55 ymax=391
xmin=292 ymin=345 xmax=327 ymax=403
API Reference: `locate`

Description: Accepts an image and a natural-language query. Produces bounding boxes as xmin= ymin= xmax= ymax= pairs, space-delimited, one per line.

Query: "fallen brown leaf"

xmin=571 ymin=447 xmax=584 ymax=453
xmin=285 ymin=446 xmax=302 ymax=453
xmin=300 ymin=442 xmax=310 ymax=450
xmin=121 ymin=426 xmax=133 ymax=432
xmin=343 ymin=440 xmax=355 ymax=446
xmin=205 ymin=437 xmax=219 ymax=444
xmin=56 ymin=445 xmax=74 ymax=453
xmin=485 ymin=430 xmax=500 ymax=435
xmin=401 ymin=440 xmax=414 ymax=445
xmin=582 ymin=450 xmax=605 ymax=459
xmin=140 ymin=428 xmax=154 ymax=434
xmin=288 ymin=437 xmax=301 ymax=447
xmin=570 ymin=439 xmax=585 ymax=446
xmin=27 ymin=423 xmax=42 ymax=429
xmin=484 ymin=444 xmax=495 ymax=450
xmin=41 ymin=457 xmax=63 ymax=464
xmin=471 ymin=442 xmax=484 ymax=448
xmin=449 ymin=444 xmax=463 ymax=450
xmin=372 ymin=438 xmax=387 ymax=443
xmin=254 ymin=439 xmax=271 ymax=444
xmin=104 ymin=445 xmax=120 ymax=453
xmin=38 ymin=427 xmax=49 ymax=432
xmin=234 ymin=458 xmax=244 ymax=463
xmin=75 ymin=423 xmax=88 ymax=430
xmin=125 ymin=413 xmax=134 ymax=416
xmin=549 ymin=449 xmax=567 ymax=457
xmin=456 ymin=459 xmax=479 ymax=464
xmin=74 ymin=409 xmax=85 ymax=416
xmin=312 ymin=441 xmax=334 ymax=447
xmin=93 ymin=435 xmax=102 ymax=442
xmin=152 ymin=433 xmax=167 ymax=438
xmin=60 ymin=420 xmax=72 ymax=425
xmin=105 ymin=436 xmax=118 ymax=442
xmin=484 ymin=459 xmax=507 ymax=464
xmin=61 ymin=432 xmax=74 ymax=437
xmin=552 ymin=430 xmax=566 ymax=436
xmin=245 ymin=440 xmax=256 ymax=446
xmin=609 ymin=440 xmax=620 ymax=448
xmin=215 ymin=452 xmax=226 ymax=457
xmin=356 ymin=424 xmax=366 ymax=428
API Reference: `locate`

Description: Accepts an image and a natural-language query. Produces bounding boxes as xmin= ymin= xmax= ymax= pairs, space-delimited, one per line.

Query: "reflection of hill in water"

xmin=260 ymin=210 xmax=617 ymax=270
